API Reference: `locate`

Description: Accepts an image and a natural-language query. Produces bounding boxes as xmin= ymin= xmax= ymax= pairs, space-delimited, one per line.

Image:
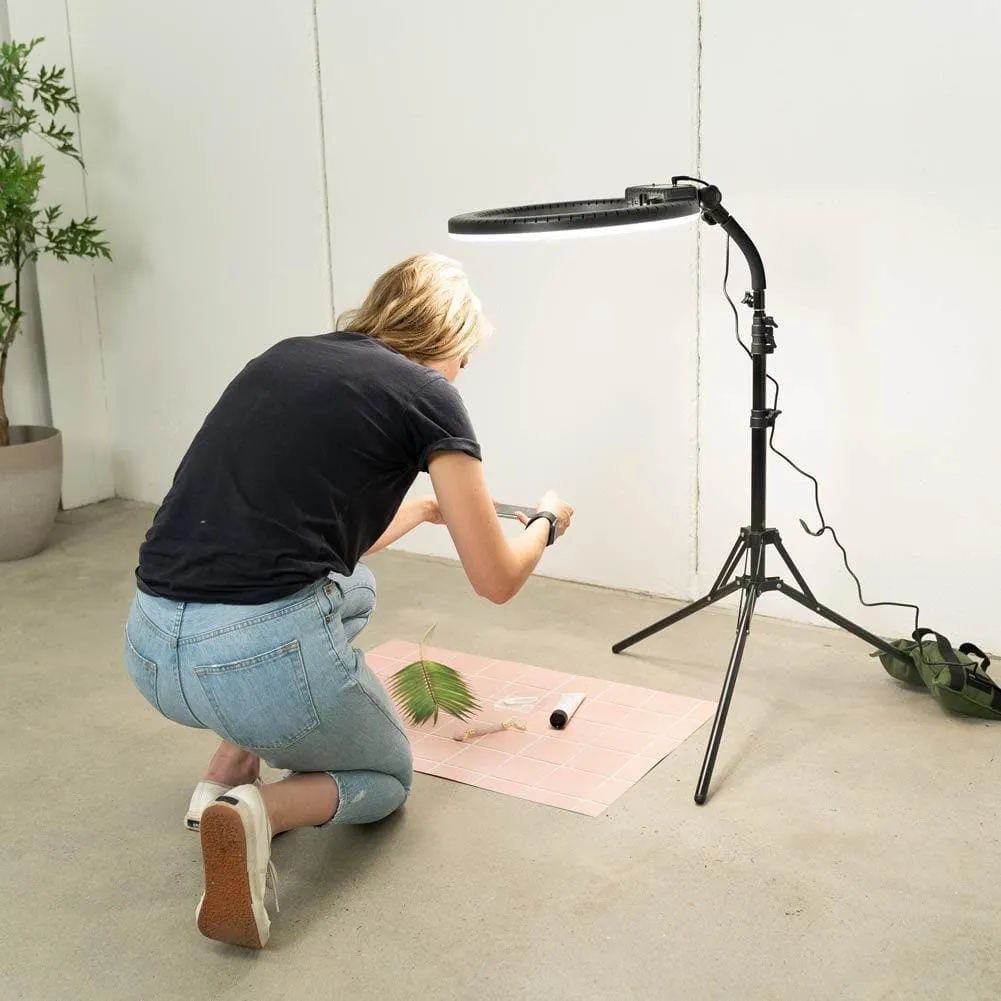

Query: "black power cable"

xmin=720 ymin=237 xmax=921 ymax=632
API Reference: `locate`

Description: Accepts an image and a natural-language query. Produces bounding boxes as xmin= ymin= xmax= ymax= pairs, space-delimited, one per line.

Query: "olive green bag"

xmin=876 ymin=629 xmax=1000 ymax=720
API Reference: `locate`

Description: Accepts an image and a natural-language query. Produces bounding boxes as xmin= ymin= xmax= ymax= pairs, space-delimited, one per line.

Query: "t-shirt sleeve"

xmin=406 ymin=375 xmax=481 ymax=472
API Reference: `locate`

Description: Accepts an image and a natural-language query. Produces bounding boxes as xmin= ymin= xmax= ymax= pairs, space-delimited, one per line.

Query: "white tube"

xmin=549 ymin=692 xmax=586 ymax=730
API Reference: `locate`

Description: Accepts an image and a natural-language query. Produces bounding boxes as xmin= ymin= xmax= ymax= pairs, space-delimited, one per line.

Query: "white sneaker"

xmin=195 ymin=783 xmax=276 ymax=949
xmin=185 ymin=778 xmax=262 ymax=832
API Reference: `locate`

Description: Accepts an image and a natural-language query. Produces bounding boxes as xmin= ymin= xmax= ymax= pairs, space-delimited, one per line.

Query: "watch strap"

xmin=526 ymin=511 xmax=558 ymax=546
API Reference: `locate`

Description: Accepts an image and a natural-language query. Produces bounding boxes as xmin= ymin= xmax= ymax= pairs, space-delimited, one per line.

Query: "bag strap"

xmin=956 ymin=642 xmax=1001 ymax=711
xmin=910 ymin=630 xmax=999 ymax=708
xmin=959 ymin=642 xmax=992 ymax=673
xmin=912 ymin=628 xmax=965 ymax=691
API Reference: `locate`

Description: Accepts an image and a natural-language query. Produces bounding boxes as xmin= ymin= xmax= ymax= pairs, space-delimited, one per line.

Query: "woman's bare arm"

xmin=428 ymin=452 xmax=572 ymax=604
xmin=363 ymin=497 xmax=436 ymax=556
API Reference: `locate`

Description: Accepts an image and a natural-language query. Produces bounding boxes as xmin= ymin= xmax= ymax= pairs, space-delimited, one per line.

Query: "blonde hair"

xmin=336 ymin=253 xmax=491 ymax=364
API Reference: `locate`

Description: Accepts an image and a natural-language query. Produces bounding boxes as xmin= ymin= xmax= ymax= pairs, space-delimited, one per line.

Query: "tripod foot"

xmin=612 ymin=579 xmax=742 ymax=655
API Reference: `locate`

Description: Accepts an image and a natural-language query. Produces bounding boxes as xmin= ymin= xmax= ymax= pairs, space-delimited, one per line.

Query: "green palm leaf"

xmin=388 ymin=626 xmax=480 ymax=727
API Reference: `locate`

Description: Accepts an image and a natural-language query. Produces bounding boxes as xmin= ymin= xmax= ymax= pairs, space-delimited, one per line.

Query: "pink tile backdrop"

xmin=366 ymin=641 xmax=716 ymax=817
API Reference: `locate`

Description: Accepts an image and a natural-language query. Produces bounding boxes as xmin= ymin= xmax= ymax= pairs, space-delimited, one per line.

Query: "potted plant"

xmin=0 ymin=37 xmax=110 ymax=560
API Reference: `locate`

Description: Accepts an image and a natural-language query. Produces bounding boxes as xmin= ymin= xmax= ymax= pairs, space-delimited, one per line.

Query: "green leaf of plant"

xmin=0 ymin=34 xmax=112 ymax=420
xmin=389 ymin=658 xmax=480 ymax=727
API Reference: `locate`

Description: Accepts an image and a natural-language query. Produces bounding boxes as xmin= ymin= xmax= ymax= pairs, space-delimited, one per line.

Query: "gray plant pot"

xmin=0 ymin=425 xmax=63 ymax=561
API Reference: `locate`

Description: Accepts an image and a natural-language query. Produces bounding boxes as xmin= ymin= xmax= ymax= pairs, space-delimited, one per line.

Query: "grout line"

xmin=511 ymin=733 xmax=543 ymax=759
xmin=311 ymin=0 xmax=336 ymax=327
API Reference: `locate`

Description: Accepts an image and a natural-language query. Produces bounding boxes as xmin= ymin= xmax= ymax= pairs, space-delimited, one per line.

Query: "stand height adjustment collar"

xmin=751 ymin=313 xmax=778 ymax=355
xmin=750 ymin=408 xmax=781 ymax=429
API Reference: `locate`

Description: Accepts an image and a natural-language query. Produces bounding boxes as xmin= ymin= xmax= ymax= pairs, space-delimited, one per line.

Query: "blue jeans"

xmin=124 ymin=564 xmax=412 ymax=825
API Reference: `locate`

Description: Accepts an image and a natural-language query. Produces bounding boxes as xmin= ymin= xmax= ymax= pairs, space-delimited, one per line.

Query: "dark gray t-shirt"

xmin=137 ymin=331 xmax=480 ymax=603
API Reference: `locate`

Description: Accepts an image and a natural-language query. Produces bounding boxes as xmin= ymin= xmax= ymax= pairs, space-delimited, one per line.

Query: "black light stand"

xmin=449 ymin=180 xmax=915 ymax=805
xmin=610 ymin=183 xmax=914 ymax=803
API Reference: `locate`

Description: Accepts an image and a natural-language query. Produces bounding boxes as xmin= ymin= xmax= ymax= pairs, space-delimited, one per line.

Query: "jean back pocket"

xmin=193 ymin=641 xmax=319 ymax=751
xmin=124 ymin=627 xmax=160 ymax=712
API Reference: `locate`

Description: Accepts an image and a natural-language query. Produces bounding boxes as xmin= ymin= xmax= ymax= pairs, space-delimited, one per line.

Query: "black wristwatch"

xmin=526 ymin=511 xmax=558 ymax=546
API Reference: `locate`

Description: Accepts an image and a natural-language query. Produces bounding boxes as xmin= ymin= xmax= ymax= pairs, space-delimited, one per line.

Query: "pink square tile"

xmin=406 ymin=721 xmax=439 ymax=739
xmin=623 ymin=708 xmax=675 ymax=735
xmin=537 ymin=767 xmax=604 ymax=799
xmin=614 ymin=756 xmax=660 ymax=783
xmin=602 ymin=683 xmax=654 ymax=708
xmin=478 ymin=776 xmax=533 ymax=798
xmin=435 ymin=648 xmax=496 ymax=673
xmin=520 ymin=736 xmax=585 ymax=766
xmin=567 ymin=745 xmax=634 ymax=775
xmin=530 ymin=789 xmax=600 ymax=814
xmin=576 ymin=700 xmax=634 ymax=726
xmin=475 ymin=659 xmax=529 ymax=681
xmin=667 ymin=716 xmax=709 ymax=741
xmin=643 ymin=690 xmax=703 ymax=716
xmin=427 ymin=762 xmax=480 ymax=783
xmin=364 ymin=653 xmax=401 ymax=674
xmin=412 ymin=756 xmax=434 ymax=771
xmin=468 ymin=676 xmax=511 ymax=701
xmin=517 ymin=666 xmax=567 ymax=689
xmin=563 ymin=675 xmax=612 ymax=698
xmin=416 ymin=644 xmax=457 ymax=664
xmin=588 ymin=725 xmax=658 ymax=755
xmin=555 ymin=719 xmax=606 ymax=743
xmin=591 ymin=777 xmax=635 ymax=804
xmin=416 ymin=735 xmax=463 ymax=763
xmin=686 ymin=701 xmax=717 ymax=723
xmin=505 ymin=734 xmax=542 ymax=758
xmin=448 ymin=744 xmax=510 ymax=775
xmin=644 ymin=735 xmax=685 ymax=759
xmin=495 ymin=755 xmax=558 ymax=786
xmin=370 ymin=640 xmax=418 ymax=660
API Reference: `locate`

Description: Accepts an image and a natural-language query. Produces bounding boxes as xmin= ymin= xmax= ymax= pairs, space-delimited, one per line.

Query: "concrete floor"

xmin=2 ymin=500 xmax=999 ymax=1001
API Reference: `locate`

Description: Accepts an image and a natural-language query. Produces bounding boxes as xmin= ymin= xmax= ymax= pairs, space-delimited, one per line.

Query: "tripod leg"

xmin=770 ymin=537 xmax=816 ymax=603
xmin=776 ymin=582 xmax=913 ymax=668
xmin=694 ymin=584 xmax=758 ymax=805
xmin=711 ymin=533 xmax=749 ymax=595
xmin=613 ymin=535 xmax=747 ymax=655
xmin=612 ymin=579 xmax=743 ymax=655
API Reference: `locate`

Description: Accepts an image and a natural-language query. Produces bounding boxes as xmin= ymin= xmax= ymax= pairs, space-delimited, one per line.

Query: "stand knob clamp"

xmin=750 ymin=408 xmax=781 ymax=429
xmin=742 ymin=293 xmax=778 ymax=355
xmin=751 ymin=315 xmax=778 ymax=354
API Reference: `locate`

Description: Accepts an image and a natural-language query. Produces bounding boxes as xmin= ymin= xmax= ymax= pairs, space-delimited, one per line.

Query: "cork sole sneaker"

xmin=185 ymin=778 xmax=264 ymax=832
xmin=196 ymin=796 xmax=271 ymax=948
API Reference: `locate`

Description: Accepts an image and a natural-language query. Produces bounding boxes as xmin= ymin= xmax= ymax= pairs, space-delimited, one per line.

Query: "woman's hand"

xmin=428 ymin=453 xmax=572 ymax=604
xmin=364 ymin=496 xmax=444 ymax=556
xmin=516 ymin=490 xmax=574 ymax=541
xmin=421 ymin=495 xmax=445 ymax=525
